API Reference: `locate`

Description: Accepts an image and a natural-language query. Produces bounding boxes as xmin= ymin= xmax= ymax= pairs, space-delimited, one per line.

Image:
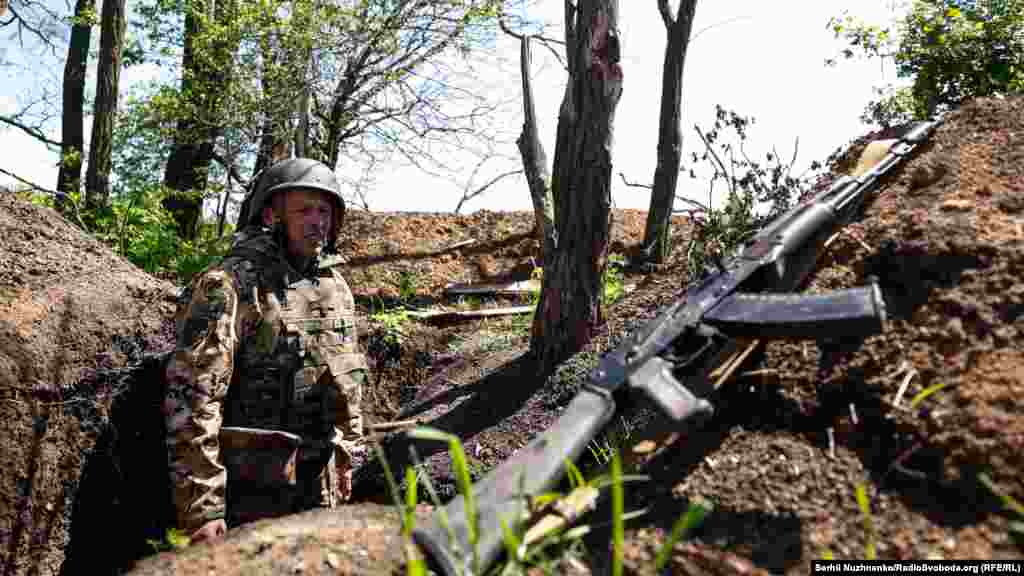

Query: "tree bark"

xmin=515 ymin=35 xmax=556 ymax=265
xmin=531 ymin=0 xmax=623 ymax=375
xmin=56 ymin=0 xmax=94 ymax=214
xmin=162 ymin=0 xmax=236 ymax=240
xmin=84 ymin=0 xmax=126 ymax=213
xmin=641 ymin=0 xmax=698 ymax=264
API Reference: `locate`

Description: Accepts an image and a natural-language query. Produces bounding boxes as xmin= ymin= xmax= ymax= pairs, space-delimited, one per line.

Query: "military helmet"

xmin=240 ymin=157 xmax=346 ymax=228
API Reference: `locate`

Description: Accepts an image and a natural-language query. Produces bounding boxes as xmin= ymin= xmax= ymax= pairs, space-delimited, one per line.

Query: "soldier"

xmin=162 ymin=158 xmax=368 ymax=544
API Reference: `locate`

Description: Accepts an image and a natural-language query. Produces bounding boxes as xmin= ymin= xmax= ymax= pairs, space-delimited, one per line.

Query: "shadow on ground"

xmin=353 ymin=352 xmax=540 ymax=502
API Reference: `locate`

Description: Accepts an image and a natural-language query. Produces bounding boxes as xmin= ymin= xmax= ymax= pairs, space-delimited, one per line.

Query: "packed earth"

xmin=1 ymin=95 xmax=1022 ymax=575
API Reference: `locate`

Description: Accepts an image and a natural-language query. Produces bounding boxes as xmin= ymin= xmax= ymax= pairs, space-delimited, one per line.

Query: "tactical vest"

xmin=220 ymin=230 xmax=365 ymax=482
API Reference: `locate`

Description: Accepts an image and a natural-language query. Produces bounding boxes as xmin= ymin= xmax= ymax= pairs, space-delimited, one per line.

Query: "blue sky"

xmin=0 ymin=0 xmax=907 ymax=214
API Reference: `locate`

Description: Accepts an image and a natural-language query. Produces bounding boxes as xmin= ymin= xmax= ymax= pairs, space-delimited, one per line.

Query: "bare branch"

xmin=0 ymin=115 xmax=62 ymax=148
xmin=738 ymin=141 xmax=770 ymax=195
xmin=5 ymin=4 xmax=61 ymax=54
xmin=211 ymin=151 xmax=249 ymax=189
xmin=786 ymin=136 xmax=800 ymax=181
xmin=498 ymin=13 xmax=525 ymax=41
xmin=692 ymin=15 xmax=753 ymax=44
xmin=693 ymin=123 xmax=732 ymax=194
xmin=454 ymin=168 xmax=522 ymax=213
xmin=656 ymin=0 xmax=674 ymax=29
xmin=619 ymin=171 xmax=652 ymax=189
xmin=536 ymin=36 xmax=569 ymax=72
xmin=0 ymin=166 xmax=59 ymax=195
xmin=499 ymin=8 xmax=567 ymax=71
xmin=672 ymin=194 xmax=710 ymax=213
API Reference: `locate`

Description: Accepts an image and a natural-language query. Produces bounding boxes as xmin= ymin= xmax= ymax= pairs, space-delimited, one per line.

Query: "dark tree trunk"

xmin=56 ymin=0 xmax=94 ymax=215
xmin=253 ymin=28 xmax=299 ymax=176
xmin=641 ymin=0 xmax=698 ymax=264
xmin=515 ymin=35 xmax=556 ymax=265
xmin=163 ymin=8 xmax=205 ymax=240
xmin=162 ymin=0 xmax=236 ymax=240
xmin=84 ymin=0 xmax=126 ymax=213
xmin=531 ymin=0 xmax=623 ymax=375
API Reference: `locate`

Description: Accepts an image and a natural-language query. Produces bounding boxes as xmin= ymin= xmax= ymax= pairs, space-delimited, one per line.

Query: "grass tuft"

xmin=654 ymin=502 xmax=709 ymax=571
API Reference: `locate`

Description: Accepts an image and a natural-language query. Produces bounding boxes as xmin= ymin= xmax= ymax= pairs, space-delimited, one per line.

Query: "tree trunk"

xmin=253 ymin=25 xmax=301 ymax=176
xmin=641 ymin=0 xmax=698 ymax=264
xmin=515 ymin=35 xmax=556 ymax=265
xmin=162 ymin=7 xmax=205 ymax=240
xmin=162 ymin=0 xmax=235 ymax=240
xmin=531 ymin=0 xmax=623 ymax=375
xmin=85 ymin=0 xmax=126 ymax=212
xmin=56 ymin=0 xmax=94 ymax=215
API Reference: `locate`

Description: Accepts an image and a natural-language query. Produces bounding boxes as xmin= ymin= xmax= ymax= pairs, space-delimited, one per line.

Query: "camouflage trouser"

xmin=223 ymin=368 xmax=366 ymax=528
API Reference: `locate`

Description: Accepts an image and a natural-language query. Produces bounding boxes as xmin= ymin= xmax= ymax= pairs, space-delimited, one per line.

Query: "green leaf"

xmin=612 ymin=451 xmax=624 ymax=576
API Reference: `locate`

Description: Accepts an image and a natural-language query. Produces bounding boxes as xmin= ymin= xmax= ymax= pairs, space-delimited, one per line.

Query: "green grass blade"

xmin=499 ymin=516 xmax=524 ymax=567
xmin=565 ymin=459 xmax=585 ymax=489
xmin=408 ymin=445 xmax=462 ymax=572
xmin=978 ymin=473 xmax=1024 ymax=517
xmin=909 ymin=381 xmax=950 ymax=409
xmin=590 ymin=474 xmax=650 ymax=491
xmin=408 ymin=427 xmax=479 ymax=574
xmin=654 ymin=503 xmax=708 ymax=571
xmin=404 ymin=467 xmax=419 ymax=535
xmin=855 ymin=484 xmax=877 ymax=560
xmin=373 ymin=442 xmax=427 ymax=575
xmin=372 ymin=441 xmax=405 ymax=512
xmin=612 ymin=451 xmax=624 ymax=576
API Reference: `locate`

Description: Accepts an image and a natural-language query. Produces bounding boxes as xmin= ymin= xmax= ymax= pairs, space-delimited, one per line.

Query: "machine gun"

xmin=412 ymin=116 xmax=944 ymax=576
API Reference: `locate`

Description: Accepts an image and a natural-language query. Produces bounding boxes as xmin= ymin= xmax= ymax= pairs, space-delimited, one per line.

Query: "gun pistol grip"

xmin=629 ymin=357 xmax=714 ymax=424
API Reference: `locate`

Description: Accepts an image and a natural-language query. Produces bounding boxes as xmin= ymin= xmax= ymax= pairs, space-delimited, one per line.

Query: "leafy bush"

xmin=20 ymin=184 xmax=232 ymax=284
xmin=828 ymin=0 xmax=1024 ymax=124
xmin=683 ymin=105 xmax=822 ymax=277
xmin=602 ymin=254 xmax=627 ymax=306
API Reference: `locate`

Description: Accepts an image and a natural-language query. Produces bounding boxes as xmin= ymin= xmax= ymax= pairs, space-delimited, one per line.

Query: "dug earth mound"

xmin=0 ymin=196 xmax=179 ymax=575
xmin=2 ymin=95 xmax=1023 ymax=575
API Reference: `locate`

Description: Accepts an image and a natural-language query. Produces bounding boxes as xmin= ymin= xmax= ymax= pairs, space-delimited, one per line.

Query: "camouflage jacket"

xmin=163 ymin=227 xmax=367 ymax=533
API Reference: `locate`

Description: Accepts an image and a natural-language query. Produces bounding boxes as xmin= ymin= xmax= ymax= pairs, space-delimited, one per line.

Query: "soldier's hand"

xmin=338 ymin=466 xmax=353 ymax=502
xmin=191 ymin=519 xmax=227 ymax=545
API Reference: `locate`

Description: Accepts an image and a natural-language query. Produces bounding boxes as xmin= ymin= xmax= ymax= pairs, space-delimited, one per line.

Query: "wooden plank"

xmin=407 ymin=305 xmax=534 ymax=322
xmin=444 ymin=279 xmax=540 ymax=296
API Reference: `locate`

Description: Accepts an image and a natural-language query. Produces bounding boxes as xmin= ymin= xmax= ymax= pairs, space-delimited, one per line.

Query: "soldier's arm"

xmin=328 ymin=270 xmax=369 ymax=499
xmin=163 ymin=270 xmax=244 ymax=534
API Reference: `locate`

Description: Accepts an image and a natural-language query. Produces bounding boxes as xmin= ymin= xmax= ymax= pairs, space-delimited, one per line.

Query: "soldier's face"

xmin=279 ymin=189 xmax=334 ymax=260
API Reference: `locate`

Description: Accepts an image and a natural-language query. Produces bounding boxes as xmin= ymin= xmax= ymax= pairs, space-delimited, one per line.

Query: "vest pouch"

xmin=219 ymin=426 xmax=301 ymax=486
